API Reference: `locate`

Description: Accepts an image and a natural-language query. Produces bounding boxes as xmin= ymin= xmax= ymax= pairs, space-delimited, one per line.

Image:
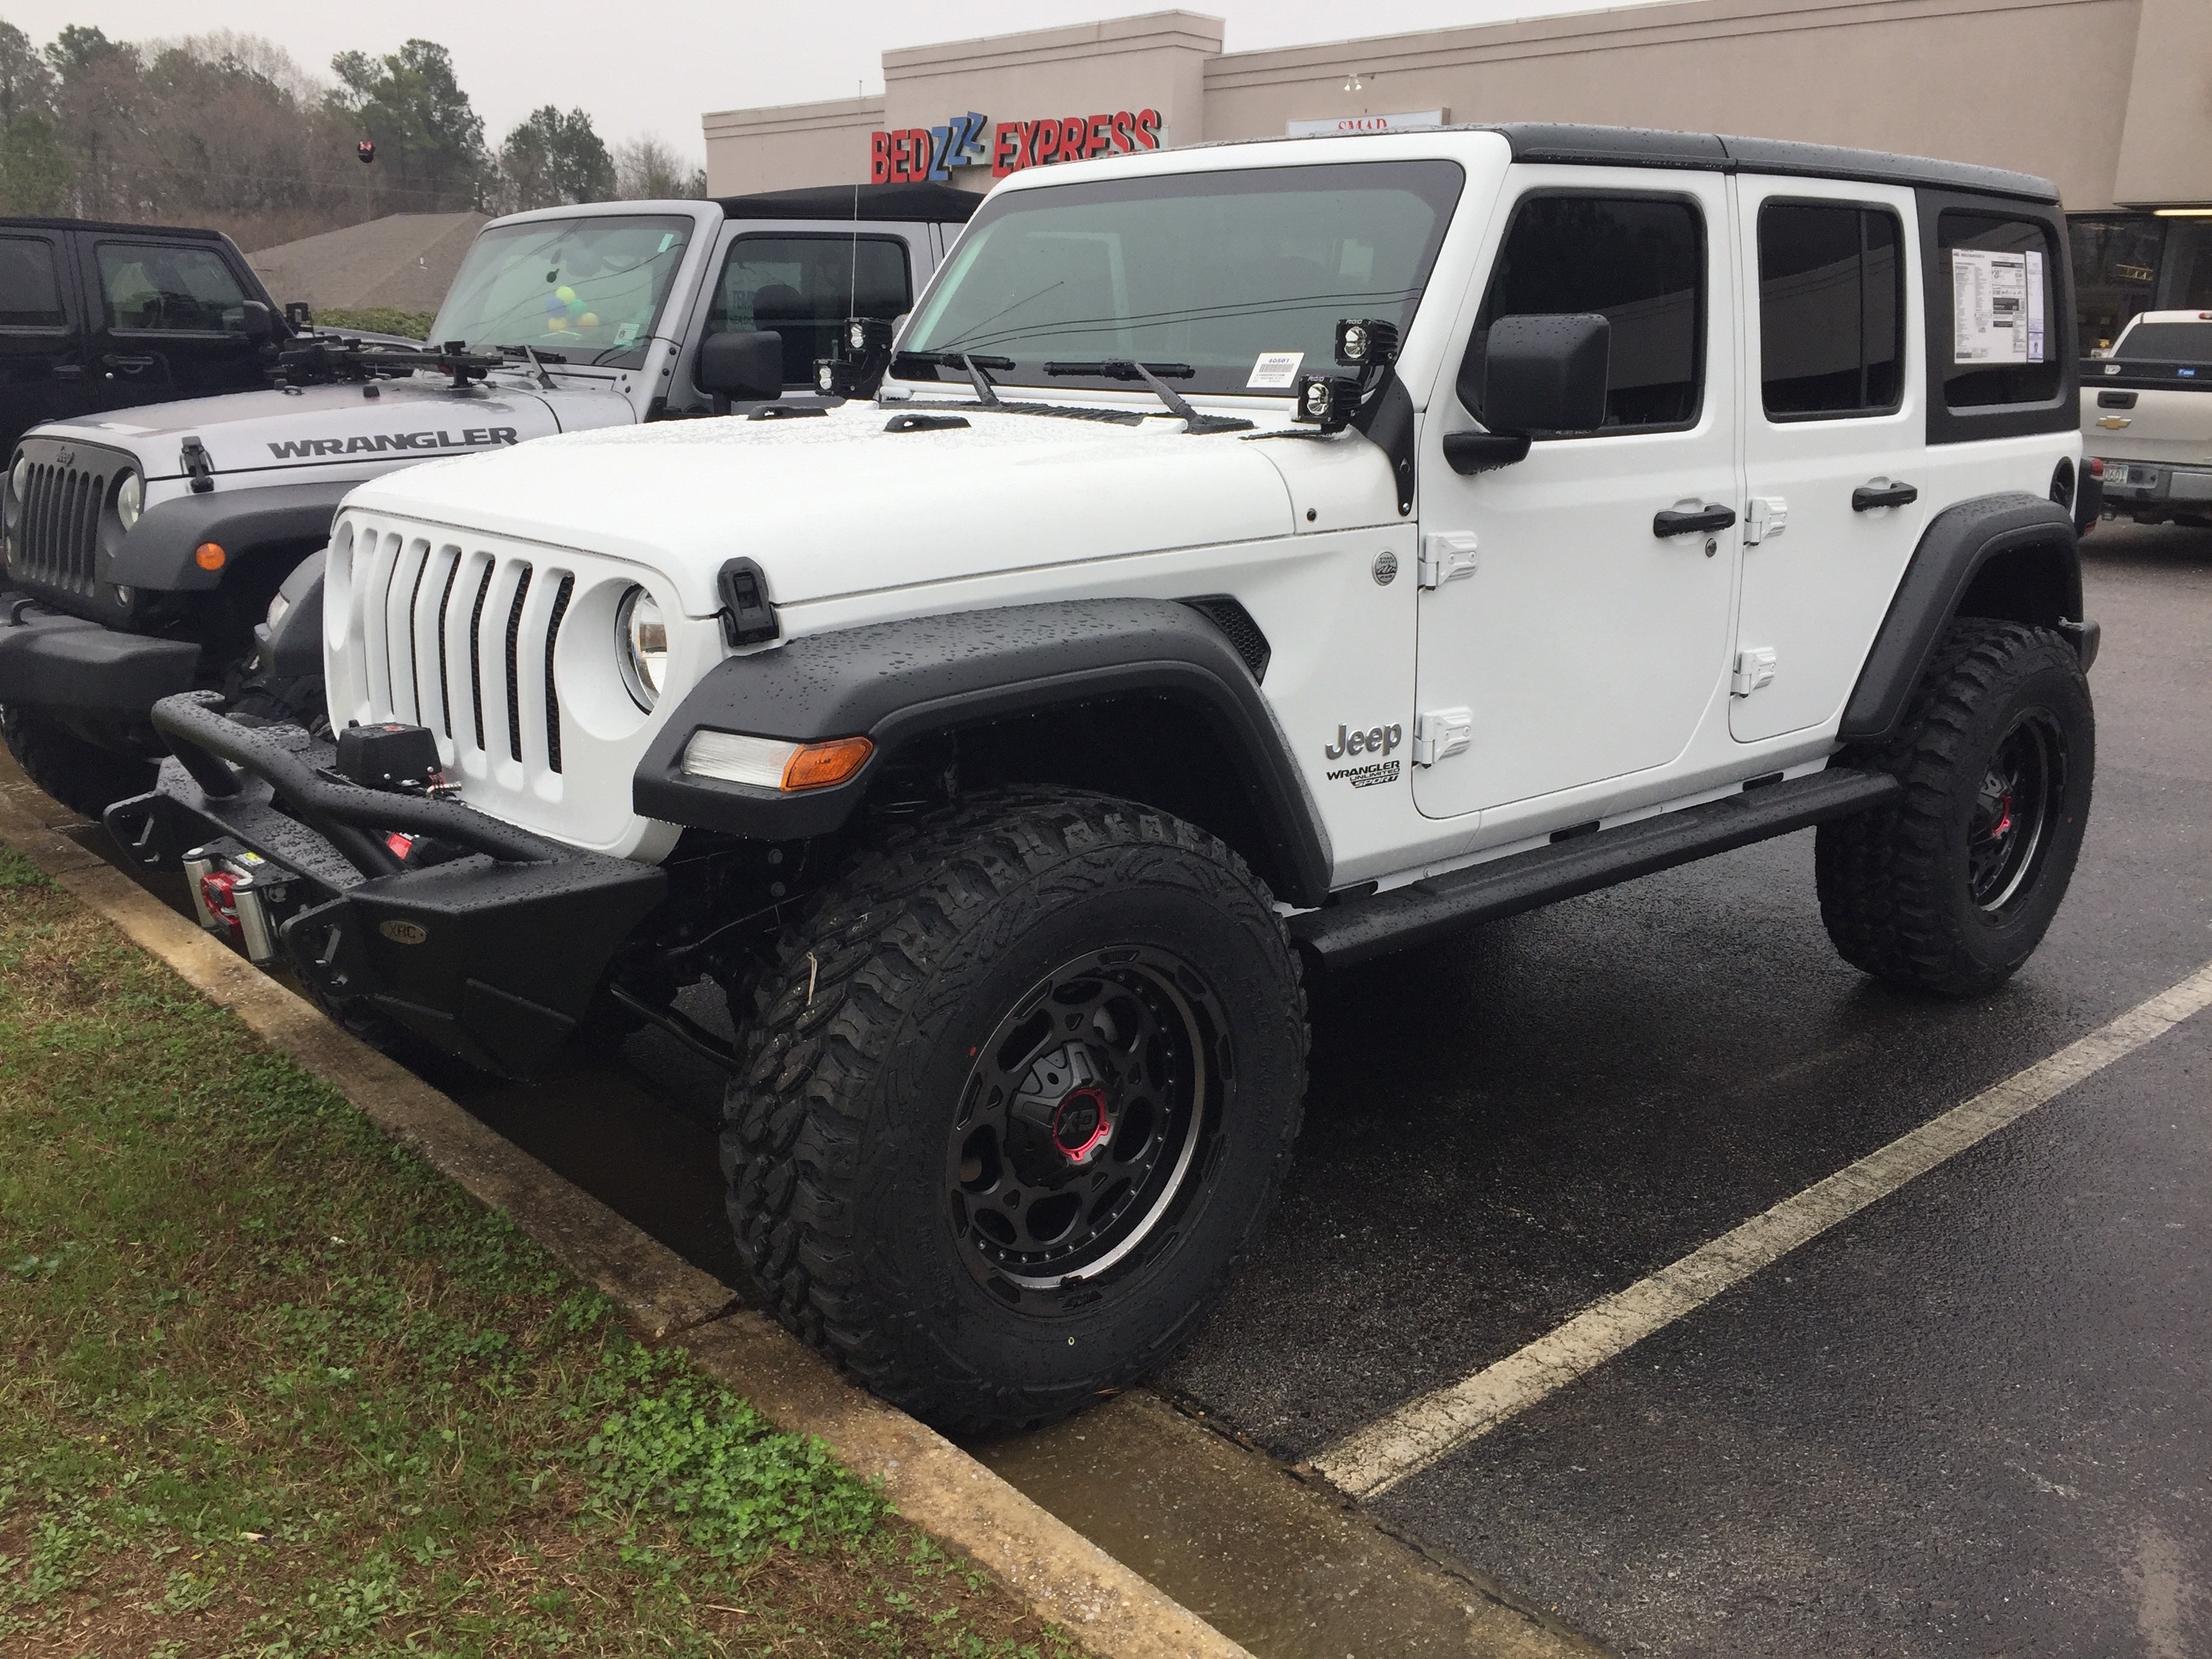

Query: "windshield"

xmin=430 ymin=214 xmax=693 ymax=369
xmin=2116 ymin=320 xmax=2212 ymax=362
xmin=903 ymin=161 xmax=1463 ymax=396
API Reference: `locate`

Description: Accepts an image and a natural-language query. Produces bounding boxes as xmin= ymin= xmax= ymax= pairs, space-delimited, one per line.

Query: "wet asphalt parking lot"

xmin=77 ymin=520 xmax=2212 ymax=1656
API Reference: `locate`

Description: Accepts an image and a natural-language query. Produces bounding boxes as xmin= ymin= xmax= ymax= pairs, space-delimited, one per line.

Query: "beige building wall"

xmin=1206 ymin=0 xmax=2148 ymax=210
xmin=703 ymin=0 xmax=2212 ymax=211
xmin=2111 ymin=0 xmax=2212 ymax=204
xmin=703 ymin=95 xmax=886 ymax=196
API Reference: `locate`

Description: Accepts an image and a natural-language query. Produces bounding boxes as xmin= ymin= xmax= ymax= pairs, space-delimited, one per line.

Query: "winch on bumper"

xmin=104 ymin=690 xmax=665 ymax=1079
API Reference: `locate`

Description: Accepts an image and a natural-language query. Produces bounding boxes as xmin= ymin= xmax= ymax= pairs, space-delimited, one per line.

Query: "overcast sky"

xmin=3 ymin=0 xmax=1651 ymax=161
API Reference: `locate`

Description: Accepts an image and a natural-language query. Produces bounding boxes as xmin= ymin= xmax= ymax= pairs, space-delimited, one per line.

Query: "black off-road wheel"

xmin=0 ymin=705 xmax=157 ymax=818
xmin=722 ymin=789 xmax=1308 ymax=1435
xmin=1816 ymin=618 xmax=2094 ymax=996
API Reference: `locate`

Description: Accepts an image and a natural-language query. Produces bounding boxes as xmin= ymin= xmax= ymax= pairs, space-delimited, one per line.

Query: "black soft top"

xmin=0 ymin=215 xmax=235 ymax=239
xmin=1194 ymin=122 xmax=2060 ymax=205
xmin=715 ymin=182 xmax=981 ymax=223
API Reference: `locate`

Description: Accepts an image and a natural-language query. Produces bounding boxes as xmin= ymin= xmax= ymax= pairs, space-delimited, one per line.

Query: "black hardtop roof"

xmin=0 ymin=215 xmax=234 ymax=239
xmin=714 ymin=182 xmax=981 ymax=223
xmin=1192 ymin=122 xmax=2060 ymax=205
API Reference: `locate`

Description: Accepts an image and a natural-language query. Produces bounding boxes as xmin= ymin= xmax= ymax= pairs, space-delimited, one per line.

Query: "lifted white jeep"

xmin=113 ymin=124 xmax=2101 ymax=1433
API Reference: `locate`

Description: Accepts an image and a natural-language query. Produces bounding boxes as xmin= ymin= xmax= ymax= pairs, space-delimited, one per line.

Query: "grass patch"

xmin=0 ymin=869 xmax=1086 ymax=1657
xmin=311 ymin=306 xmax=435 ymax=340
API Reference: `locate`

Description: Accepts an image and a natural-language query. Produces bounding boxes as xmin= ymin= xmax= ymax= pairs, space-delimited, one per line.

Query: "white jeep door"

xmin=1412 ymin=169 xmax=1740 ymax=821
xmin=1730 ymin=176 xmax=1928 ymax=743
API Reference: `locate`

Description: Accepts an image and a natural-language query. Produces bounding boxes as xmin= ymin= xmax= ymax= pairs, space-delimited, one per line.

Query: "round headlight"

xmin=116 ymin=470 xmax=143 ymax=530
xmin=615 ymin=585 xmax=668 ymax=711
xmin=9 ymin=453 xmax=27 ymax=504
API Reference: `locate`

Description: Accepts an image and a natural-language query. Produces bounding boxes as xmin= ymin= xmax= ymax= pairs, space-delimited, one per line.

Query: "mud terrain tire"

xmin=1816 ymin=618 xmax=2093 ymax=996
xmin=722 ymin=789 xmax=1308 ymax=1435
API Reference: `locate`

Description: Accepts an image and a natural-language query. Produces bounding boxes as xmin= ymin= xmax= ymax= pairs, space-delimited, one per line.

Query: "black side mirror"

xmin=695 ymin=330 xmax=784 ymax=405
xmin=239 ymin=299 xmax=276 ymax=340
xmin=1483 ymin=312 xmax=1610 ymax=436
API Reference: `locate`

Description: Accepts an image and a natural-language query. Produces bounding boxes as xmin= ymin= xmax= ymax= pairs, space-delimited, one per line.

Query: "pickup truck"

xmin=2081 ymin=308 xmax=2212 ymax=526
xmin=0 ymin=184 xmax=977 ymax=811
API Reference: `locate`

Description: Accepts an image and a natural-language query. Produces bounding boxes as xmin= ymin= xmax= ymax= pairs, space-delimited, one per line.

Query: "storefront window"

xmin=430 ymin=216 xmax=691 ymax=370
xmin=903 ymin=160 xmax=1462 ymax=396
xmin=2069 ymin=215 xmax=2163 ymax=351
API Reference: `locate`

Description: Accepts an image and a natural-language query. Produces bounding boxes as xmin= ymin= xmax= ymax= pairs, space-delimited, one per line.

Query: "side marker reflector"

xmin=782 ymin=736 xmax=874 ymax=792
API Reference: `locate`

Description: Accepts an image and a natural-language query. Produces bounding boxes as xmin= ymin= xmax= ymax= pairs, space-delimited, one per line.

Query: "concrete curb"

xmin=0 ymin=772 xmax=1252 ymax=1659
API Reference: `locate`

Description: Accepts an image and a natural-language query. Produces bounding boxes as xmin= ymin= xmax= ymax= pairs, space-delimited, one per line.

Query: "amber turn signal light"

xmin=781 ymin=736 xmax=874 ymax=792
xmin=193 ymin=541 xmax=226 ymax=571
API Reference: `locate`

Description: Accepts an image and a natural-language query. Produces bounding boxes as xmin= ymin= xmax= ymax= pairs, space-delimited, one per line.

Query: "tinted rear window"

xmin=0 ymin=237 xmax=65 ymax=329
xmin=2116 ymin=320 xmax=2212 ymax=363
xmin=1757 ymin=202 xmax=1904 ymax=418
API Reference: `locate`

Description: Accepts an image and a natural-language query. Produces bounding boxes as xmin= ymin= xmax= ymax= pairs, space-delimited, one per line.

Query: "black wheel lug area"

xmin=1008 ymin=1040 xmax=1116 ymax=1176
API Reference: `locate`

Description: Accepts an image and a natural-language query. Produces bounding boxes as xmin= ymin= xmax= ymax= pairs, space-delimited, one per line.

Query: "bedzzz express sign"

xmin=870 ymin=108 xmax=1164 ymax=183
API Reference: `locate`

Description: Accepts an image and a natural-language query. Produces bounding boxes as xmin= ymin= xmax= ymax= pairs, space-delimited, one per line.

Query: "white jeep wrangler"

xmin=112 ymin=124 xmax=2100 ymax=1434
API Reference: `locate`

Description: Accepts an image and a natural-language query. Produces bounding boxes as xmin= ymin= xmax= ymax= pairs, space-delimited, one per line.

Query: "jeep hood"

xmin=338 ymin=398 xmax=1401 ymax=613
xmin=41 ymin=374 xmax=611 ymax=481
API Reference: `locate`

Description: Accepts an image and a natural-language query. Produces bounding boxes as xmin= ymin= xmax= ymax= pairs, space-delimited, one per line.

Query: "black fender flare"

xmin=109 ymin=481 xmax=350 ymax=592
xmin=1839 ymin=493 xmax=2087 ymax=744
xmin=632 ymin=599 xmax=1334 ymax=907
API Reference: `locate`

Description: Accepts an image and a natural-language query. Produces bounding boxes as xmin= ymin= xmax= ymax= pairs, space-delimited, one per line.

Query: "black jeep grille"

xmin=10 ymin=456 xmax=108 ymax=599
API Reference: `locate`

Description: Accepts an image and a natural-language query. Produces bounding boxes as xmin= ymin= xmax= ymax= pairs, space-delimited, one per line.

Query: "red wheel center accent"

xmin=1992 ymin=791 xmax=2013 ymax=839
xmin=1050 ymin=1087 xmax=1113 ymax=1164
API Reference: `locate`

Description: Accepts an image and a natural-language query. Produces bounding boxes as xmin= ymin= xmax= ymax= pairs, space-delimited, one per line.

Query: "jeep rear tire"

xmin=1816 ymin=618 xmax=2093 ymax=996
xmin=722 ymin=788 xmax=1308 ymax=1435
xmin=0 ymin=705 xmax=157 ymax=819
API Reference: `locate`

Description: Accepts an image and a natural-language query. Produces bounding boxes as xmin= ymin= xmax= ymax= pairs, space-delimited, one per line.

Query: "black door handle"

xmin=102 ymin=354 xmax=157 ymax=373
xmin=1851 ymin=480 xmax=1919 ymax=512
xmin=1653 ymin=503 xmax=1737 ymax=537
xmin=52 ymin=364 xmax=83 ymax=380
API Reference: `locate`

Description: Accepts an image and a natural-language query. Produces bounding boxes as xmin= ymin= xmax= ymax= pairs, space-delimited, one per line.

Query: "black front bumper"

xmin=0 ymin=593 xmax=200 ymax=729
xmin=106 ymin=692 xmax=665 ymax=1079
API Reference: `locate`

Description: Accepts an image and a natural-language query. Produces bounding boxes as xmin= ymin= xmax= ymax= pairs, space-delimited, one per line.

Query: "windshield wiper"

xmin=1044 ymin=360 xmax=1251 ymax=434
xmin=894 ymin=350 xmax=1012 ymax=405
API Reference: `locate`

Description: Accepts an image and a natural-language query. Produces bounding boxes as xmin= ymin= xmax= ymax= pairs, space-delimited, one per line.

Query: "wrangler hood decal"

xmin=35 ymin=374 xmax=618 ymax=480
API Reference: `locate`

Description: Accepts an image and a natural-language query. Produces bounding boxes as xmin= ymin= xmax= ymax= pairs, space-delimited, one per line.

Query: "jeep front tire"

xmin=1816 ymin=618 xmax=2094 ymax=996
xmin=722 ymin=788 xmax=1308 ymax=1435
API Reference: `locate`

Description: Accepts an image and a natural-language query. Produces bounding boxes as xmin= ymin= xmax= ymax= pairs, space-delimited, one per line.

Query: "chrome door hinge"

xmin=1732 ymin=648 xmax=1777 ymax=697
xmin=1418 ymin=533 xmax=1479 ymax=589
xmin=1412 ymin=705 xmax=1473 ymax=765
xmin=1744 ymin=496 xmax=1788 ymax=545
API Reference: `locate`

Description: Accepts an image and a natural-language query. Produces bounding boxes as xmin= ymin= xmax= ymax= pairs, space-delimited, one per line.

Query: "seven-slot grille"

xmin=9 ymin=452 xmax=110 ymax=599
xmin=349 ymin=524 xmax=575 ymax=780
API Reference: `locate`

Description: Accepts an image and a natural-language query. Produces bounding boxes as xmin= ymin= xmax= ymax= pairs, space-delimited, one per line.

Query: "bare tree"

xmin=612 ymin=135 xmax=706 ymax=202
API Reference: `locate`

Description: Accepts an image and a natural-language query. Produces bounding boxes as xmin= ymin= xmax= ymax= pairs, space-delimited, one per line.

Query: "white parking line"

xmin=1313 ymin=960 xmax=2212 ymax=1502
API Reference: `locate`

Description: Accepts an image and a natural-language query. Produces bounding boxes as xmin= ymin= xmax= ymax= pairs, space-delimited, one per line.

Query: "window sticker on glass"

xmin=1952 ymin=247 xmax=2041 ymax=365
xmin=613 ymin=321 xmax=638 ymax=346
xmin=1248 ymin=350 xmax=1305 ymax=390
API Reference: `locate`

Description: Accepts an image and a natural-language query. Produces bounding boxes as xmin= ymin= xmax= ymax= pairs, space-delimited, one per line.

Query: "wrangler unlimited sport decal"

xmin=266 ymin=426 xmax=521 ymax=459
xmin=1324 ymin=722 xmax=1404 ymax=788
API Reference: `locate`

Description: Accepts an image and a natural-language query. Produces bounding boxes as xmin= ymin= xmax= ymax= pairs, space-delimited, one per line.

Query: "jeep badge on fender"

xmin=111 ymin=121 xmax=2096 ymax=1444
